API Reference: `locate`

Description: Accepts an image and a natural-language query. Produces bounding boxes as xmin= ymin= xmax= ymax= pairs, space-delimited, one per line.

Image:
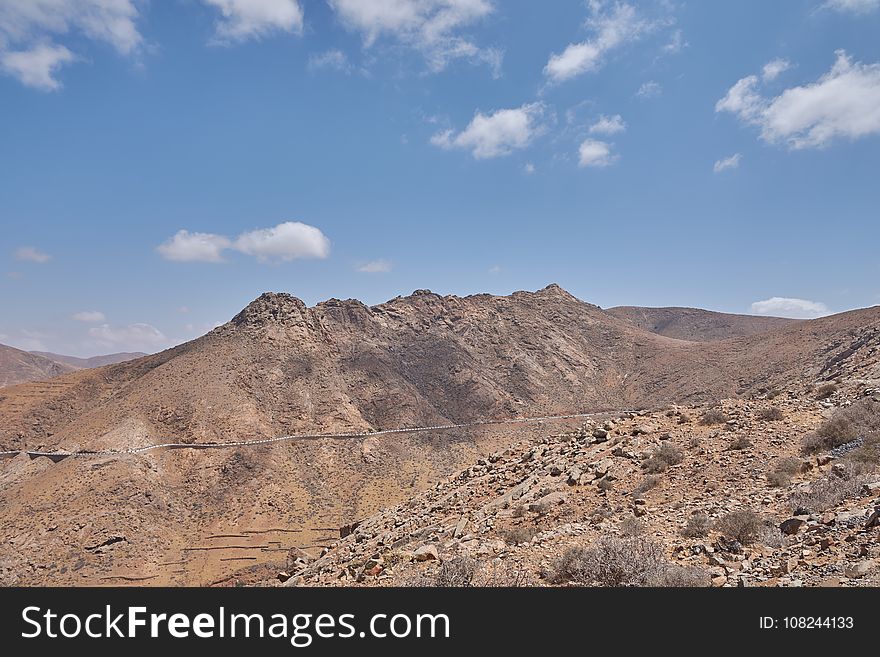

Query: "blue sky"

xmin=1 ymin=0 xmax=879 ymax=356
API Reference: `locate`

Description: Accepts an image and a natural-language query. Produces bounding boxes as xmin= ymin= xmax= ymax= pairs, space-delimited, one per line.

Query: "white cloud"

xmin=88 ymin=323 xmax=168 ymax=350
xmin=544 ymin=2 xmax=651 ymax=83
xmin=15 ymin=246 xmax=51 ymax=263
xmin=578 ymin=139 xmax=615 ymax=168
xmin=713 ymin=153 xmax=741 ymax=173
xmin=328 ymin=0 xmax=500 ymax=75
xmin=234 ymin=221 xmax=330 ymax=262
xmin=0 ymin=0 xmax=143 ymax=88
xmin=202 ymin=0 xmax=304 ymax=43
xmin=662 ymin=28 xmax=686 ymax=55
xmin=488 ymin=264 xmax=501 ymax=274
xmin=357 ymin=259 xmax=392 ymax=273
xmin=716 ymin=51 xmax=880 ymax=149
xmin=824 ymin=0 xmax=880 ymax=13
xmin=72 ymin=311 xmax=106 ymax=323
xmin=157 ymin=230 xmax=232 ymax=263
xmin=431 ymin=102 xmax=546 ymax=159
xmin=0 ymin=43 xmax=75 ymax=90
xmin=157 ymin=221 xmax=330 ymax=264
xmin=636 ymin=80 xmax=661 ymax=98
xmin=588 ymin=114 xmax=626 ymax=135
xmin=308 ymin=48 xmax=351 ymax=73
xmin=762 ymin=58 xmax=791 ymax=81
xmin=750 ymin=297 xmax=830 ymax=319
xmin=523 ymin=162 xmax=535 ymax=174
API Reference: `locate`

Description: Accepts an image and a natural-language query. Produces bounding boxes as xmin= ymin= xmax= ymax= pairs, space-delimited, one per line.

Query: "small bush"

xmin=681 ymin=512 xmax=711 ymax=538
xmin=678 ymin=413 xmax=692 ymax=425
xmin=726 ymin=436 xmax=753 ymax=451
xmin=434 ymin=556 xmax=478 ymax=587
xmin=658 ymin=565 xmax=712 ymax=587
xmin=499 ymin=525 xmax=537 ymax=546
xmin=815 ymin=383 xmax=837 ymax=400
xmin=632 ymin=475 xmax=661 ymax=497
xmin=801 ymin=399 xmax=880 ymax=454
xmin=552 ymin=535 xmax=665 ymax=587
xmin=619 ymin=517 xmax=647 ymax=537
xmin=714 ymin=509 xmax=764 ymax=545
xmin=643 ymin=444 xmax=685 ymax=473
xmin=758 ymin=407 xmax=783 ymax=421
xmin=597 ymin=477 xmax=615 ymax=492
xmin=788 ymin=464 xmax=873 ymax=513
xmin=767 ymin=457 xmax=804 ymax=488
xmin=700 ymin=408 xmax=729 ymax=425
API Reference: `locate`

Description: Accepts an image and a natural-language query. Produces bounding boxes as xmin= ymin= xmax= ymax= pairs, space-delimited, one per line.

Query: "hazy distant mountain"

xmin=0 ymin=343 xmax=76 ymax=388
xmin=606 ymin=306 xmax=797 ymax=342
xmin=31 ymin=351 xmax=147 ymax=369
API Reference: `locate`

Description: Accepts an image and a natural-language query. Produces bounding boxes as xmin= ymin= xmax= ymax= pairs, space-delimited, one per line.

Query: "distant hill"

xmin=606 ymin=306 xmax=797 ymax=342
xmin=31 ymin=351 xmax=147 ymax=369
xmin=0 ymin=343 xmax=76 ymax=387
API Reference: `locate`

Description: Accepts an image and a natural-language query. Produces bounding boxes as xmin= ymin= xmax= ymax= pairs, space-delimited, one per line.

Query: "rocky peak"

xmin=230 ymin=292 xmax=309 ymax=328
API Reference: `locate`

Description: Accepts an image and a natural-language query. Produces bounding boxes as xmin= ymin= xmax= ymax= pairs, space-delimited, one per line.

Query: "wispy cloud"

xmin=72 ymin=311 xmax=106 ymax=323
xmin=308 ymin=49 xmax=352 ymax=74
xmin=713 ymin=153 xmax=742 ymax=173
xmin=588 ymin=114 xmax=626 ymax=136
xmin=202 ymin=0 xmax=304 ymax=43
xmin=328 ymin=0 xmax=501 ymax=76
xmin=357 ymin=259 xmax=392 ymax=273
xmin=636 ymin=80 xmax=662 ymax=98
xmin=15 ymin=246 xmax=51 ymax=263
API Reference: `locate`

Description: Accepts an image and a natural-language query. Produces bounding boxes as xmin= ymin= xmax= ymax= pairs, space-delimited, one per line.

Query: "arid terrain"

xmin=0 ymin=285 xmax=878 ymax=587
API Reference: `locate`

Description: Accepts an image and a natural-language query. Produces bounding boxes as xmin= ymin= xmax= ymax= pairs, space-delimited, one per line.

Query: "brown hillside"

xmin=606 ymin=306 xmax=797 ymax=342
xmin=0 ymin=343 xmax=76 ymax=388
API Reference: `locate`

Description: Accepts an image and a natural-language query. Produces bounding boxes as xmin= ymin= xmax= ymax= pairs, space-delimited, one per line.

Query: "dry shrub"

xmin=767 ymin=457 xmax=804 ymax=488
xmin=681 ymin=512 xmax=711 ymax=538
xmin=619 ymin=517 xmax=647 ymax=537
xmin=802 ymin=399 xmax=880 ymax=454
xmin=700 ymin=408 xmax=729 ymax=425
xmin=678 ymin=413 xmax=692 ymax=425
xmin=632 ymin=475 xmax=661 ymax=497
xmin=499 ymin=525 xmax=537 ymax=546
xmin=714 ymin=509 xmax=764 ymax=545
xmin=434 ymin=556 xmax=477 ymax=587
xmin=815 ymin=383 xmax=837 ymax=400
xmin=552 ymin=536 xmax=665 ymax=587
xmin=788 ymin=464 xmax=873 ymax=513
xmin=726 ymin=436 xmax=753 ymax=451
xmin=642 ymin=444 xmax=685 ymax=473
xmin=758 ymin=407 xmax=783 ymax=421
xmin=658 ymin=565 xmax=712 ymax=587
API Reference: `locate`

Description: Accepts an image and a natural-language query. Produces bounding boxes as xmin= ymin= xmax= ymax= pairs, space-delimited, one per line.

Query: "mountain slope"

xmin=0 ymin=343 xmax=76 ymax=388
xmin=31 ymin=351 xmax=148 ymax=369
xmin=606 ymin=306 xmax=797 ymax=342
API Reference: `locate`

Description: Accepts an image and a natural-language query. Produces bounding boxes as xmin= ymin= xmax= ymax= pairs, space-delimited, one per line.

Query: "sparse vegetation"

xmin=681 ymin=512 xmax=711 ymax=538
xmin=619 ymin=516 xmax=647 ymax=537
xmin=714 ymin=509 xmax=764 ymax=545
xmin=726 ymin=435 xmax=753 ymax=451
xmin=700 ymin=408 xmax=729 ymax=425
xmin=767 ymin=457 xmax=804 ymax=488
xmin=499 ymin=525 xmax=537 ymax=546
xmin=658 ymin=565 xmax=712 ymax=587
xmin=551 ymin=535 xmax=666 ymax=586
xmin=801 ymin=399 xmax=880 ymax=455
xmin=678 ymin=412 xmax=692 ymax=424
xmin=434 ymin=556 xmax=477 ymax=587
xmin=632 ymin=475 xmax=661 ymax=497
xmin=815 ymin=383 xmax=837 ymax=400
xmin=789 ymin=463 xmax=873 ymax=513
xmin=643 ymin=444 xmax=685 ymax=473
xmin=758 ymin=407 xmax=783 ymax=421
